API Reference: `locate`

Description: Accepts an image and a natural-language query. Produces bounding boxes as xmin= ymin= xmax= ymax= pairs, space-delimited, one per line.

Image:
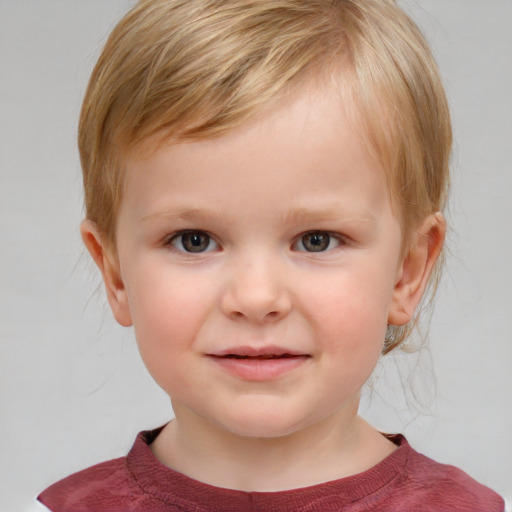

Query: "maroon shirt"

xmin=39 ymin=428 xmax=504 ymax=511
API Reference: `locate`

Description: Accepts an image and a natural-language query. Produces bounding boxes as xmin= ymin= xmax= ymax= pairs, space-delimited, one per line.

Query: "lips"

xmin=222 ymin=354 xmax=297 ymax=359
xmin=207 ymin=346 xmax=310 ymax=381
xmin=210 ymin=345 xmax=307 ymax=358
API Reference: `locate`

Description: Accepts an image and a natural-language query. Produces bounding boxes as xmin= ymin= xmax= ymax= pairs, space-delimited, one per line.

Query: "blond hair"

xmin=79 ymin=0 xmax=451 ymax=353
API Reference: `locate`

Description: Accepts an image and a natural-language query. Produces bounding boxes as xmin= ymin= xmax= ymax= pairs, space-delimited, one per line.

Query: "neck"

xmin=150 ymin=403 xmax=396 ymax=491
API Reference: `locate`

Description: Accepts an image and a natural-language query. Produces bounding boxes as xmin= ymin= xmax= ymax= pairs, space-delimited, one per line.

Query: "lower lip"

xmin=208 ymin=355 xmax=310 ymax=381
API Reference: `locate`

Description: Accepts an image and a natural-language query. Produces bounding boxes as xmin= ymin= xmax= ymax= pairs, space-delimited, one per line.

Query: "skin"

xmin=82 ymin=82 xmax=445 ymax=491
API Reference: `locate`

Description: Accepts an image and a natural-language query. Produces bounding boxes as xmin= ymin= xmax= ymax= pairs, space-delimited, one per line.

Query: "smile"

xmin=207 ymin=346 xmax=311 ymax=381
xmin=223 ymin=354 xmax=298 ymax=359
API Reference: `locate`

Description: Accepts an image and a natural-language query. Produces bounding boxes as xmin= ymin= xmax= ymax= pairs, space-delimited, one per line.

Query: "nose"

xmin=220 ymin=254 xmax=292 ymax=323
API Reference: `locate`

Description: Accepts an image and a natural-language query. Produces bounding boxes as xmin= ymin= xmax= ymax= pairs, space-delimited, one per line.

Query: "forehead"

xmin=120 ymin=81 xmax=394 ymax=228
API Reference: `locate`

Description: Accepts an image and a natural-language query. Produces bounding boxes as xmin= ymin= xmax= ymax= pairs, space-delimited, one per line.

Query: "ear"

xmin=388 ymin=212 xmax=446 ymax=326
xmin=80 ymin=219 xmax=133 ymax=327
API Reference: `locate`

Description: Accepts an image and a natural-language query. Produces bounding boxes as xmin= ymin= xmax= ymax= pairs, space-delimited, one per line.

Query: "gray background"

xmin=1 ymin=1 xmax=511 ymax=509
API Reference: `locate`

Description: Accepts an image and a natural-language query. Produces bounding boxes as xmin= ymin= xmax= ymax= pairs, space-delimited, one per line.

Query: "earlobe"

xmin=80 ymin=219 xmax=133 ymax=327
xmin=388 ymin=212 xmax=446 ymax=326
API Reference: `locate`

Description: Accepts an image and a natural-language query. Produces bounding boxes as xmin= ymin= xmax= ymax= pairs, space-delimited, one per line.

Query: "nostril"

xmin=230 ymin=310 xmax=281 ymax=321
xmin=222 ymin=287 xmax=292 ymax=323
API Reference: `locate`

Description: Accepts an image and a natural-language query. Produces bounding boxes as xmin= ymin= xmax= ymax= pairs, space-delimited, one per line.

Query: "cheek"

xmin=124 ymin=264 xmax=215 ymax=365
xmin=126 ymin=259 xmax=212 ymax=325
xmin=302 ymin=269 xmax=392 ymax=342
xmin=318 ymin=295 xmax=387 ymax=365
xmin=298 ymin=266 xmax=392 ymax=385
xmin=314 ymin=296 xmax=386 ymax=394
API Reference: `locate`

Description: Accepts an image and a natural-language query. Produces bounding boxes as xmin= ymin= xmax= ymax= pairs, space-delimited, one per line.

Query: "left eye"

xmin=168 ymin=231 xmax=218 ymax=253
xmin=294 ymin=232 xmax=341 ymax=252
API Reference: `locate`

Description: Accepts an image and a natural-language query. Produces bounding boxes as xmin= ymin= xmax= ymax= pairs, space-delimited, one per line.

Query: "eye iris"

xmin=303 ymin=233 xmax=329 ymax=252
xmin=182 ymin=232 xmax=209 ymax=252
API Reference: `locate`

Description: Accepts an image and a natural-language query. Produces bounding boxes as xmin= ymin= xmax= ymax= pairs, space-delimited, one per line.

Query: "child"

xmin=38 ymin=0 xmax=505 ymax=510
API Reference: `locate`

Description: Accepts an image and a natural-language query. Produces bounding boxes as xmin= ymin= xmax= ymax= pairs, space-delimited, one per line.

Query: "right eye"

xmin=168 ymin=231 xmax=218 ymax=253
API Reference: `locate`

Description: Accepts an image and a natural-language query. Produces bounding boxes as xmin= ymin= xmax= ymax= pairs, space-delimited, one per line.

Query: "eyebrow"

xmin=139 ymin=207 xmax=222 ymax=224
xmin=140 ymin=205 xmax=377 ymax=226
xmin=278 ymin=206 xmax=377 ymax=226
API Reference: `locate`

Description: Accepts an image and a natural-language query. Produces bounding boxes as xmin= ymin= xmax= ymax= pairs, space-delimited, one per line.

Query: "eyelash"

xmin=166 ymin=230 xmax=219 ymax=253
xmin=293 ymin=231 xmax=345 ymax=253
xmin=165 ymin=230 xmax=346 ymax=254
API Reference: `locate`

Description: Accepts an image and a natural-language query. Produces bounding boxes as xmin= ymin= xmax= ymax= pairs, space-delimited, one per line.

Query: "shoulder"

xmin=37 ymin=456 xmax=143 ymax=512
xmin=390 ymin=440 xmax=505 ymax=512
xmin=37 ymin=427 xmax=179 ymax=512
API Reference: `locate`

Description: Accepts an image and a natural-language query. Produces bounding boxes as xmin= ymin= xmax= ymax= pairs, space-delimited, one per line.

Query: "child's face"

xmin=97 ymin=83 xmax=417 ymax=439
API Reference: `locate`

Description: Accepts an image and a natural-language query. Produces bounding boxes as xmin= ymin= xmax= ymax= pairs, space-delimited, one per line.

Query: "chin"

xmin=215 ymin=409 xmax=312 ymax=440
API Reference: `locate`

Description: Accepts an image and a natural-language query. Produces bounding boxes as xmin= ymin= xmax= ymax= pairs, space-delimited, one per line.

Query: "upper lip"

xmin=208 ymin=345 xmax=309 ymax=358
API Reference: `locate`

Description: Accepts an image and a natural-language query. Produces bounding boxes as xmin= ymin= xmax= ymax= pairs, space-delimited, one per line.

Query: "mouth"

xmin=220 ymin=354 xmax=301 ymax=360
xmin=207 ymin=346 xmax=311 ymax=381
xmin=209 ymin=345 xmax=309 ymax=359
